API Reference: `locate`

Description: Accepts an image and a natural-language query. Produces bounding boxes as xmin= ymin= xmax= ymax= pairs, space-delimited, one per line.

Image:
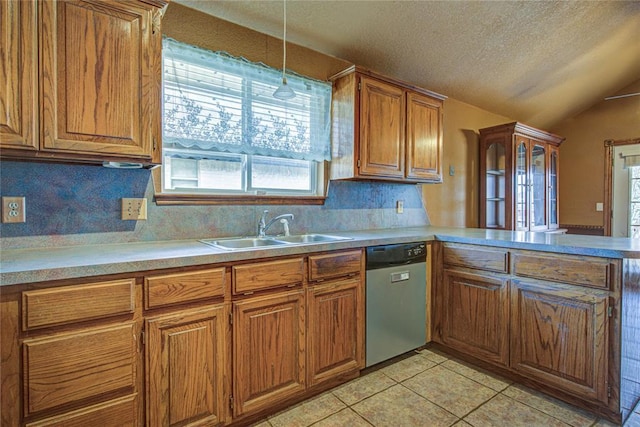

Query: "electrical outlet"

xmin=2 ymin=197 xmax=26 ymax=223
xmin=396 ymin=200 xmax=404 ymax=214
xmin=122 ymin=198 xmax=147 ymax=220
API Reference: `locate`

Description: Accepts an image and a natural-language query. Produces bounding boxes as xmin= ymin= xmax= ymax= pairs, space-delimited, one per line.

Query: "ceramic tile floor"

xmin=253 ymin=347 xmax=640 ymax=427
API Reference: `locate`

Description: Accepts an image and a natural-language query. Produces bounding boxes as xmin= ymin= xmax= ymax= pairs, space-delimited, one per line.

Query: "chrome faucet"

xmin=257 ymin=210 xmax=294 ymax=238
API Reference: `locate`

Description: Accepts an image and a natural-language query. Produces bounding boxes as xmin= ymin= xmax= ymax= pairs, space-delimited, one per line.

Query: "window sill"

xmin=151 ymin=168 xmax=326 ymax=205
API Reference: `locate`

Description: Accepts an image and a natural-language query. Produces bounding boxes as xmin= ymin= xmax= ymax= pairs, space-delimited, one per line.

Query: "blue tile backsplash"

xmin=0 ymin=161 xmax=429 ymax=249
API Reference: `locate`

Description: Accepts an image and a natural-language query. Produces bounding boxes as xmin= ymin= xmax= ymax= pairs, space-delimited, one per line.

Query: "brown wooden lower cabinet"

xmin=232 ymin=290 xmax=306 ymax=418
xmin=441 ymin=269 xmax=509 ymax=367
xmin=434 ymin=242 xmax=623 ymax=422
xmin=307 ymin=276 xmax=364 ymax=386
xmin=510 ymin=279 xmax=610 ymax=404
xmin=146 ymin=304 xmax=229 ymax=426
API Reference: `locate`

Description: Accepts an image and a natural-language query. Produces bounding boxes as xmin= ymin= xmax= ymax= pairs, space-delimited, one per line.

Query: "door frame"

xmin=603 ymin=137 xmax=640 ymax=236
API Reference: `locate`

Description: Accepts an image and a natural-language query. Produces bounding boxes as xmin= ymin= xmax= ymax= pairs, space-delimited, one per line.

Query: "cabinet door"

xmin=529 ymin=142 xmax=548 ymax=231
xmin=442 ymin=269 xmax=510 ymax=367
xmin=359 ymin=76 xmax=405 ymax=178
xmin=510 ymin=280 xmax=609 ymax=403
xmin=406 ymin=92 xmax=443 ymax=182
xmin=146 ymin=305 xmax=229 ymax=426
xmin=514 ymin=137 xmax=530 ymax=231
xmin=40 ymin=0 xmax=159 ymax=160
xmin=307 ymin=277 xmax=364 ymax=386
xmin=548 ymin=146 xmax=560 ymax=229
xmin=233 ymin=290 xmax=305 ymax=417
xmin=0 ymin=0 xmax=38 ymax=150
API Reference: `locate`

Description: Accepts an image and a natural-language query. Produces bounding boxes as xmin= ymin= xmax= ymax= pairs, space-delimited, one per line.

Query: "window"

xmin=161 ymin=38 xmax=332 ymax=198
xmin=630 ymin=166 xmax=640 ymax=238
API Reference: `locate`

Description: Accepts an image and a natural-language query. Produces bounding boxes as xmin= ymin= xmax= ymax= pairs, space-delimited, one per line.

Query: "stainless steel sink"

xmin=200 ymin=237 xmax=290 ymax=250
xmin=277 ymin=234 xmax=352 ymax=244
xmin=200 ymin=234 xmax=352 ymax=250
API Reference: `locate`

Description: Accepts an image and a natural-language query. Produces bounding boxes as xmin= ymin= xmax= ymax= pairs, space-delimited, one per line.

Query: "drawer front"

xmin=145 ymin=268 xmax=226 ymax=309
xmin=25 ymin=394 xmax=138 ymax=427
xmin=443 ymin=244 xmax=508 ymax=273
xmin=233 ymin=258 xmax=304 ymax=294
xmin=22 ymin=279 xmax=135 ymax=330
xmin=308 ymin=250 xmax=362 ymax=282
xmin=512 ymin=252 xmax=614 ymax=289
xmin=23 ymin=323 xmax=137 ymax=415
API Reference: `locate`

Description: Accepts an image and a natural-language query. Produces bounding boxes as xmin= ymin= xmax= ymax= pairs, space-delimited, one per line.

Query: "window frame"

xmin=156 ymin=38 xmax=331 ymax=205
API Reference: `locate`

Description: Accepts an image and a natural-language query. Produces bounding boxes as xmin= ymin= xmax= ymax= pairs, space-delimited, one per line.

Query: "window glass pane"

xmin=164 ymin=154 xmax=244 ymax=191
xmin=251 ymin=156 xmax=312 ymax=191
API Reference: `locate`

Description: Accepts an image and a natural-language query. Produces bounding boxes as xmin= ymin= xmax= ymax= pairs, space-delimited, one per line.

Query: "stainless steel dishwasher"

xmin=365 ymin=242 xmax=427 ymax=367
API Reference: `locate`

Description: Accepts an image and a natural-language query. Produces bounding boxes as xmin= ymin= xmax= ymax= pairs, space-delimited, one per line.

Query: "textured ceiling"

xmin=175 ymin=0 xmax=640 ymax=129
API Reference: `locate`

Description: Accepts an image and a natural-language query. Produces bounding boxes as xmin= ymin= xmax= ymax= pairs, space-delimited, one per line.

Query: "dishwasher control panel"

xmin=366 ymin=242 xmax=426 ymax=270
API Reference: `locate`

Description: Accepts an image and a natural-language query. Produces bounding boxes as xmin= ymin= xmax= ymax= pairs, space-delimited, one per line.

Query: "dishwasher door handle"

xmin=390 ymin=271 xmax=411 ymax=282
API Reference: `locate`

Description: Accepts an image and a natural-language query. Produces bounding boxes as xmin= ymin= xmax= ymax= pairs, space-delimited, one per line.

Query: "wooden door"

xmin=405 ymin=92 xmax=443 ymax=182
xmin=233 ymin=290 xmax=305 ymax=417
xmin=0 ymin=0 xmax=38 ymax=150
xmin=40 ymin=0 xmax=160 ymax=161
xmin=358 ymin=76 xmax=405 ymax=179
xmin=307 ymin=277 xmax=364 ymax=386
xmin=146 ymin=305 xmax=229 ymax=426
xmin=441 ymin=269 xmax=510 ymax=367
xmin=510 ymin=279 xmax=609 ymax=403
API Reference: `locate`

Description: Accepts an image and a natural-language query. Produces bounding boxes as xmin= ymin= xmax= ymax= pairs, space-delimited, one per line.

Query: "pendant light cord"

xmin=282 ymin=0 xmax=287 ymax=81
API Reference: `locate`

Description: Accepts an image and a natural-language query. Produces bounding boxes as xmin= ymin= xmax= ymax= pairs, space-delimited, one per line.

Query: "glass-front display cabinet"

xmin=479 ymin=122 xmax=564 ymax=232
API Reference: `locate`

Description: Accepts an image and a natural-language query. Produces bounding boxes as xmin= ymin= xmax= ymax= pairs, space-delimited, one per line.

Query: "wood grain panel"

xmin=23 ymin=323 xmax=137 ymax=415
xmin=233 ymin=258 xmax=304 ymax=295
xmin=308 ymin=250 xmax=362 ymax=282
xmin=233 ymin=290 xmax=305 ymax=417
xmin=307 ymin=277 xmax=363 ymax=386
xmin=145 ymin=268 xmax=225 ymax=309
xmin=621 ymin=258 xmax=640 ymax=421
xmin=359 ymin=76 xmax=405 ymax=178
xmin=0 ymin=0 xmax=38 ymax=150
xmin=25 ymin=394 xmax=138 ymax=427
xmin=442 ymin=269 xmax=509 ymax=366
xmin=146 ymin=305 xmax=227 ymax=426
xmin=22 ymin=279 xmax=135 ymax=330
xmin=510 ymin=279 xmax=608 ymax=403
xmin=40 ymin=0 xmax=154 ymax=158
xmin=406 ymin=91 xmax=443 ymax=182
xmin=512 ymin=252 xmax=614 ymax=289
xmin=443 ymin=243 xmax=509 ymax=273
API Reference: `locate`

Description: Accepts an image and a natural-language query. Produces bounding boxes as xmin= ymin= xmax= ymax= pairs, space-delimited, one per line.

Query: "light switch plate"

xmin=122 ymin=198 xmax=147 ymax=220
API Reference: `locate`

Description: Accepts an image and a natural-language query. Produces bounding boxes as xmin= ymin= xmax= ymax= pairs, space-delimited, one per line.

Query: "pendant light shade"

xmin=273 ymin=0 xmax=295 ymax=100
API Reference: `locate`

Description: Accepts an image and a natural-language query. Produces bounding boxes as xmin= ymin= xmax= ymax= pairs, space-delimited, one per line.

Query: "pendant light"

xmin=273 ymin=0 xmax=296 ymax=100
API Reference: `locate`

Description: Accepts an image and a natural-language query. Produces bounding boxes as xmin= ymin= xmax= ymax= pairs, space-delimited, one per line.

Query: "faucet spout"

xmin=257 ymin=210 xmax=294 ymax=237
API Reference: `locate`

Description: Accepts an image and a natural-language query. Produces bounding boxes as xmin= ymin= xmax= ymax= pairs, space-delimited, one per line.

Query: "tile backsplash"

xmin=0 ymin=161 xmax=429 ymax=249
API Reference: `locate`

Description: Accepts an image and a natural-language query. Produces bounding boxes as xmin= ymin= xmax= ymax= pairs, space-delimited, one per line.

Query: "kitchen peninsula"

xmin=1 ymin=226 xmax=639 ymax=426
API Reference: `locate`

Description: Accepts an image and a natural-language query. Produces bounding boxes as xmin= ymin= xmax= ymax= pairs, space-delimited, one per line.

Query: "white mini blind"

xmin=163 ymin=37 xmax=332 ymax=162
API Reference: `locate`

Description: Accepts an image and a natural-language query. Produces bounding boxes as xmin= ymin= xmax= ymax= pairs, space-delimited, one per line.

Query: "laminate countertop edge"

xmin=1 ymin=226 xmax=639 ymax=286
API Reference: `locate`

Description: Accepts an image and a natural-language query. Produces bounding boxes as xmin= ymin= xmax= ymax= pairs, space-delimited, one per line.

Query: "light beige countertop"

xmin=1 ymin=226 xmax=639 ymax=286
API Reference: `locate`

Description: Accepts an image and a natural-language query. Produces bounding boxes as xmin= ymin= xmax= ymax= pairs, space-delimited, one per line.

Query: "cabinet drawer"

xmin=233 ymin=258 xmax=304 ymax=294
xmin=25 ymin=394 xmax=138 ymax=427
xmin=145 ymin=268 xmax=226 ymax=309
xmin=22 ymin=279 xmax=135 ymax=330
xmin=443 ymin=244 xmax=508 ymax=273
xmin=23 ymin=323 xmax=137 ymax=415
xmin=512 ymin=252 xmax=615 ymax=289
xmin=308 ymin=250 xmax=362 ymax=282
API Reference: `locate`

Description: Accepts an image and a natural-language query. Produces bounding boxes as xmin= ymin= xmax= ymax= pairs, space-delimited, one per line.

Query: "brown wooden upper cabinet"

xmin=330 ymin=66 xmax=446 ymax=183
xmin=0 ymin=0 xmax=167 ymax=166
xmin=479 ymin=122 xmax=565 ymax=232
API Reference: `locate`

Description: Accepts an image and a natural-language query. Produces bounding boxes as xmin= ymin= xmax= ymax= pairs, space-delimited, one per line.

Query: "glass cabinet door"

xmin=549 ymin=148 xmax=559 ymax=228
xmin=515 ymin=140 xmax=528 ymax=230
xmin=485 ymin=142 xmax=506 ymax=228
xmin=530 ymin=144 xmax=547 ymax=229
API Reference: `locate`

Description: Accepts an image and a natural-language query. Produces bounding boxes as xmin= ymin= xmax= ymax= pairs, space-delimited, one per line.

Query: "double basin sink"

xmin=200 ymin=234 xmax=352 ymax=251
